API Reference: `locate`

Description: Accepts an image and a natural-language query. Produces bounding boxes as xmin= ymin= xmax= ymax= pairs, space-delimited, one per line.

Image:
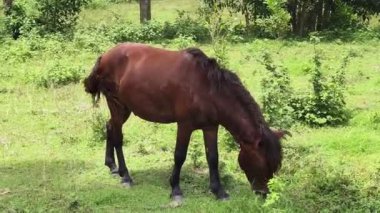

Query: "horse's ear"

xmin=273 ymin=129 xmax=291 ymax=140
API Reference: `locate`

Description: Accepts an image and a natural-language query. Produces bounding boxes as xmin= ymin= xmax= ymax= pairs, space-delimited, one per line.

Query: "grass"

xmin=1 ymin=0 xmax=380 ymax=212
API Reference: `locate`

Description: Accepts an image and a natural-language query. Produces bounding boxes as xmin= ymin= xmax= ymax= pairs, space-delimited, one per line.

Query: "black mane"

xmin=185 ymin=47 xmax=266 ymax=127
xmin=185 ymin=47 xmax=282 ymax=173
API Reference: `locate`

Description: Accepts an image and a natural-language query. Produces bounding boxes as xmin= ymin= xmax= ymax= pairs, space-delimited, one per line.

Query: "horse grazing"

xmin=84 ymin=43 xmax=287 ymax=201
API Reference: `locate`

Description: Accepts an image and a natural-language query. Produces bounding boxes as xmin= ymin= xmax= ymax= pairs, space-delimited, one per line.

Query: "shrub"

xmin=36 ymin=0 xmax=90 ymax=35
xmin=34 ymin=62 xmax=85 ymax=88
xmin=255 ymin=0 xmax=291 ymax=38
xmin=189 ymin=140 xmax=203 ymax=169
xmin=219 ymin=127 xmax=238 ymax=152
xmin=212 ymin=40 xmax=229 ymax=68
xmin=290 ymin=49 xmax=350 ymax=126
xmin=73 ymin=27 xmax=112 ymax=54
xmin=261 ymin=49 xmax=350 ymax=127
xmin=173 ymin=10 xmax=209 ymax=42
xmin=260 ymin=52 xmax=294 ymax=128
xmin=3 ymin=3 xmax=35 ymax=39
xmin=88 ymin=110 xmax=107 ymax=147
xmin=171 ymin=35 xmax=196 ymax=49
xmin=108 ymin=20 xmax=164 ymax=43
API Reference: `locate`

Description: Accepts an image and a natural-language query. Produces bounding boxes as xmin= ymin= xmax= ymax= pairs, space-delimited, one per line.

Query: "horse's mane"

xmin=185 ymin=47 xmax=282 ymax=173
xmin=185 ymin=47 xmax=266 ymax=127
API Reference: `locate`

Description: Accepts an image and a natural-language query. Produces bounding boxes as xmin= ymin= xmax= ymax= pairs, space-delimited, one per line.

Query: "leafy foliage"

xmin=261 ymin=48 xmax=350 ymax=127
xmin=3 ymin=0 xmax=90 ymax=38
xmin=189 ymin=140 xmax=203 ymax=169
xmin=201 ymin=0 xmax=270 ymax=27
xmin=260 ymin=52 xmax=294 ymax=128
xmin=106 ymin=11 xmax=209 ymax=43
xmin=36 ymin=0 xmax=90 ymax=34
xmin=290 ymin=48 xmax=350 ymax=126
xmin=34 ymin=62 xmax=85 ymax=88
xmin=88 ymin=110 xmax=108 ymax=147
xmin=343 ymin=0 xmax=380 ymax=20
xmin=3 ymin=3 xmax=34 ymax=39
xmin=255 ymin=0 xmax=291 ymax=38
xmin=171 ymin=10 xmax=209 ymax=42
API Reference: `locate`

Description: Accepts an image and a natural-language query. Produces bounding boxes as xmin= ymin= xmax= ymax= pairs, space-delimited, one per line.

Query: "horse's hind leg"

xmin=105 ymin=124 xmax=118 ymax=174
xmin=106 ymin=98 xmax=133 ymax=187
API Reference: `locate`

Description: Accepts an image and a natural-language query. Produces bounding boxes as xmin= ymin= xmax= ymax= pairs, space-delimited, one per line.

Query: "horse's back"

xmin=101 ymin=43 xmax=211 ymax=124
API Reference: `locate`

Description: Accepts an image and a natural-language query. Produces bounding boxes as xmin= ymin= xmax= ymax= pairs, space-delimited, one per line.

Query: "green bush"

xmin=290 ymin=50 xmax=350 ymax=126
xmin=261 ymin=49 xmax=350 ymax=127
xmin=108 ymin=20 xmax=163 ymax=43
xmin=36 ymin=0 xmax=90 ymax=35
xmin=88 ymin=110 xmax=107 ymax=147
xmin=3 ymin=3 xmax=35 ymax=39
xmin=173 ymin=10 xmax=209 ymax=42
xmin=255 ymin=0 xmax=291 ymax=38
xmin=74 ymin=28 xmax=112 ymax=53
xmin=189 ymin=140 xmax=203 ymax=169
xmin=260 ymin=52 xmax=294 ymax=128
xmin=34 ymin=62 xmax=85 ymax=88
xmin=3 ymin=0 xmax=90 ymax=38
xmin=219 ymin=127 xmax=238 ymax=152
xmin=107 ymin=12 xmax=209 ymax=43
xmin=171 ymin=35 xmax=196 ymax=49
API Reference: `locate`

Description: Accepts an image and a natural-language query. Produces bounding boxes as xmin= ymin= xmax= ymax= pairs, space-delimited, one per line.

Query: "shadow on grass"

xmin=0 ymin=158 xmax=250 ymax=212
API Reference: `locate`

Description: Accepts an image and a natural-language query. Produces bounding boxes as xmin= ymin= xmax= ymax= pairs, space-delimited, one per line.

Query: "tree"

xmin=139 ymin=0 xmax=151 ymax=24
xmin=286 ymin=0 xmax=380 ymax=36
xmin=201 ymin=0 xmax=270 ymax=27
xmin=36 ymin=0 xmax=90 ymax=34
xmin=343 ymin=0 xmax=380 ymax=21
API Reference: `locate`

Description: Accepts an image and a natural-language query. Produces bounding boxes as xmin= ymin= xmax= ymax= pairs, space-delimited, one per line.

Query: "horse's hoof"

xmin=217 ymin=192 xmax=230 ymax=201
xmin=218 ymin=196 xmax=230 ymax=201
xmin=169 ymin=195 xmax=183 ymax=207
xmin=110 ymin=167 xmax=119 ymax=175
xmin=121 ymin=181 xmax=132 ymax=188
xmin=171 ymin=195 xmax=183 ymax=202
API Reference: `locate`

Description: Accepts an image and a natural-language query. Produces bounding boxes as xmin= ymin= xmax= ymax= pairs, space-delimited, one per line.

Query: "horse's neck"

xmin=217 ymin=99 xmax=260 ymax=143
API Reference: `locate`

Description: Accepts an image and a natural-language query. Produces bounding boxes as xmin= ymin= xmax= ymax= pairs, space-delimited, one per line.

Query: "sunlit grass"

xmin=0 ymin=0 xmax=380 ymax=211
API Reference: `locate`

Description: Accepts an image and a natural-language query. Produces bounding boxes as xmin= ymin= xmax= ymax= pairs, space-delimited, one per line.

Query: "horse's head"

xmin=238 ymin=128 xmax=288 ymax=196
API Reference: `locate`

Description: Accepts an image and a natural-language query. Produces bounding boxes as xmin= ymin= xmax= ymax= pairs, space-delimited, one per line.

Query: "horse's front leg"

xmin=203 ymin=126 xmax=229 ymax=200
xmin=169 ymin=123 xmax=193 ymax=202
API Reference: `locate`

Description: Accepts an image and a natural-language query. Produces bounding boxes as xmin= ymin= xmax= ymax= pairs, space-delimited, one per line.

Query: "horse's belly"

xmin=131 ymin=108 xmax=176 ymax=123
xmin=122 ymin=91 xmax=177 ymax=123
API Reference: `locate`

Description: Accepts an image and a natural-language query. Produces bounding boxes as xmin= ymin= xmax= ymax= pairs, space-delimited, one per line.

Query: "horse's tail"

xmin=84 ymin=56 xmax=102 ymax=107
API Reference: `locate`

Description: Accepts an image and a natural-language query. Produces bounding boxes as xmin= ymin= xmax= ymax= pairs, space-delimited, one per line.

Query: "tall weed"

xmin=260 ymin=52 xmax=294 ymax=128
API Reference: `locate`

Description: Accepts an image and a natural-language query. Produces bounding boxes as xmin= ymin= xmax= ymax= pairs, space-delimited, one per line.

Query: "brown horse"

xmin=84 ymin=43 xmax=287 ymax=201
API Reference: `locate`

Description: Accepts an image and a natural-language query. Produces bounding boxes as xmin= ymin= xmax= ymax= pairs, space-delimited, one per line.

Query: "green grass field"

xmin=1 ymin=0 xmax=380 ymax=212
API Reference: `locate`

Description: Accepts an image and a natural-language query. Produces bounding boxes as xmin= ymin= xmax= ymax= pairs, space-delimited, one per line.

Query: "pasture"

xmin=0 ymin=0 xmax=380 ymax=212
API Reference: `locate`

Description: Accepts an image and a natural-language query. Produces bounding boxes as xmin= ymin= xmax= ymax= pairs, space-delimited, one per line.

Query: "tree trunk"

xmin=139 ymin=0 xmax=151 ymax=24
xmin=315 ymin=0 xmax=324 ymax=31
xmin=322 ymin=0 xmax=332 ymax=29
xmin=287 ymin=0 xmax=298 ymax=34
xmin=242 ymin=0 xmax=250 ymax=28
